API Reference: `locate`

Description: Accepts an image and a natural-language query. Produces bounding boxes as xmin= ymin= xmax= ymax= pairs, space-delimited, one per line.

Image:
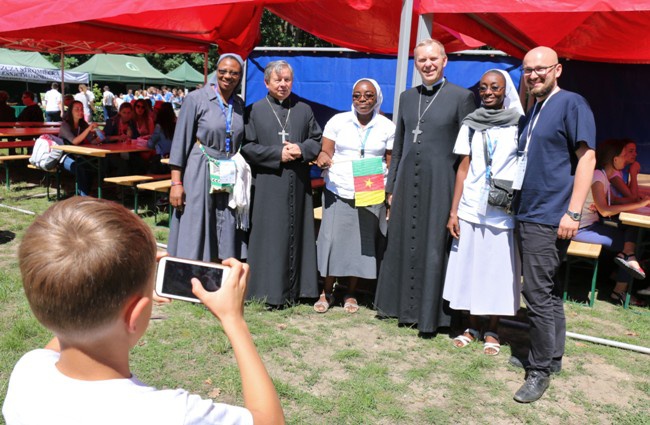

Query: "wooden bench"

xmin=27 ymin=163 xmax=62 ymax=200
xmin=314 ymin=206 xmax=322 ymax=221
xmin=564 ymin=240 xmax=602 ymax=307
xmin=0 ymin=154 xmax=31 ymax=189
xmin=136 ymin=179 xmax=172 ymax=223
xmin=104 ymin=174 xmax=170 ymax=212
xmin=0 ymin=140 xmax=36 ymax=153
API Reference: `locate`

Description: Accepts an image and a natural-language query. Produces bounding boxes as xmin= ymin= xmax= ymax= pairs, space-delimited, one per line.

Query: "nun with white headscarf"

xmin=313 ymin=78 xmax=395 ymax=314
xmin=167 ymin=53 xmax=248 ymax=263
xmin=443 ymin=69 xmax=525 ymax=356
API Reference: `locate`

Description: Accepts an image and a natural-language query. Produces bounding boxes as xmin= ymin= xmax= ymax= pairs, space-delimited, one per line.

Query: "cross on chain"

xmin=412 ymin=124 xmax=423 ymax=144
xmin=278 ymin=129 xmax=289 ymax=143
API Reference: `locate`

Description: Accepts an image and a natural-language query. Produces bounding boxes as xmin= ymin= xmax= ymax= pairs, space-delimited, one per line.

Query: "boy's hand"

xmin=191 ymin=258 xmax=248 ymax=324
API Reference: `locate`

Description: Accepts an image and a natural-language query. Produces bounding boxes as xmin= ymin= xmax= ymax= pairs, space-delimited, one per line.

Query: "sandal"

xmin=614 ymin=252 xmax=646 ymax=280
xmin=610 ymin=291 xmax=647 ymax=307
xmin=343 ymin=296 xmax=359 ymax=314
xmin=452 ymin=328 xmax=479 ymax=348
xmin=483 ymin=331 xmax=501 ymax=356
xmin=313 ymin=293 xmax=334 ymax=313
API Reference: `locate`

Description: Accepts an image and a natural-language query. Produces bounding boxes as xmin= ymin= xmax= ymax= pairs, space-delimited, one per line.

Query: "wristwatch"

xmin=566 ymin=210 xmax=582 ymax=221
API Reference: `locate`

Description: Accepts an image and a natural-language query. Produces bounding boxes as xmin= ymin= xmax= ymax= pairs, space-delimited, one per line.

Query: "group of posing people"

xmin=167 ymin=41 xmax=648 ymax=405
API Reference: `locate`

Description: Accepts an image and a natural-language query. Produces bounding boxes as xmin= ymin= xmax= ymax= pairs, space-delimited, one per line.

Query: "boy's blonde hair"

xmin=19 ymin=197 xmax=157 ymax=336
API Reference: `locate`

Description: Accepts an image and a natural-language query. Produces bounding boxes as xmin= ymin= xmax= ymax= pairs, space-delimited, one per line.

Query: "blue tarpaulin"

xmin=245 ymin=51 xmax=650 ymax=171
xmin=245 ymin=50 xmax=522 ymax=126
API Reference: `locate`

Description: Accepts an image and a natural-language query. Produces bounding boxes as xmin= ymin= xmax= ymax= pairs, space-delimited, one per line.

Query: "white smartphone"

xmin=155 ymin=256 xmax=230 ymax=303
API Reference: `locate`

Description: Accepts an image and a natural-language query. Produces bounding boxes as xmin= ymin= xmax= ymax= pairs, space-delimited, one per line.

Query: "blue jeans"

xmin=103 ymin=106 xmax=116 ymax=120
xmin=45 ymin=111 xmax=61 ymax=122
xmin=574 ymin=221 xmax=637 ymax=282
xmin=62 ymin=155 xmax=92 ymax=197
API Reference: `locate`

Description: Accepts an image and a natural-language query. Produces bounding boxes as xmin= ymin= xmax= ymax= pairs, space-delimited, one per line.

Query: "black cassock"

xmin=375 ymin=81 xmax=476 ymax=333
xmin=242 ymin=94 xmax=322 ymax=305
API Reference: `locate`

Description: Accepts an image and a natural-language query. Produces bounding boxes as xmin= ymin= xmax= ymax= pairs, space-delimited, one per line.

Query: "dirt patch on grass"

xmin=251 ymin=304 xmax=650 ymax=424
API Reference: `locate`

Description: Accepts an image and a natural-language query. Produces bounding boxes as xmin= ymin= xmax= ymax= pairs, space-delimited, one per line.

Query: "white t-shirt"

xmin=3 ymin=349 xmax=253 ymax=425
xmin=580 ymin=169 xmax=609 ymax=228
xmin=322 ymin=110 xmax=395 ymax=199
xmin=44 ymin=89 xmax=61 ymax=112
xmin=103 ymin=91 xmax=115 ymax=107
xmin=453 ymin=124 xmax=519 ymax=229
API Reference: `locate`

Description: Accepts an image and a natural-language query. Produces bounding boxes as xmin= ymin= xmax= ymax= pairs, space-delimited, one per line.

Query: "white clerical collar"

xmin=423 ymin=78 xmax=445 ymax=91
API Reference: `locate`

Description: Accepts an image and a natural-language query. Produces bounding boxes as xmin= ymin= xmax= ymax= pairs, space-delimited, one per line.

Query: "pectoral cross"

xmin=279 ymin=129 xmax=289 ymax=143
xmin=412 ymin=125 xmax=422 ymax=144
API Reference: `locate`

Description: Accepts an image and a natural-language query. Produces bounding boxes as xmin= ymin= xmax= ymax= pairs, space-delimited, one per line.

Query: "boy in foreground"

xmin=3 ymin=197 xmax=284 ymax=425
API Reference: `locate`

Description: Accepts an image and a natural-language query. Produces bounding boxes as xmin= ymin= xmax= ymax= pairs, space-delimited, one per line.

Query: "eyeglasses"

xmin=478 ymin=85 xmax=504 ymax=93
xmin=521 ymin=64 xmax=558 ymax=76
xmin=352 ymin=92 xmax=376 ymax=100
xmin=217 ymin=69 xmax=241 ymax=77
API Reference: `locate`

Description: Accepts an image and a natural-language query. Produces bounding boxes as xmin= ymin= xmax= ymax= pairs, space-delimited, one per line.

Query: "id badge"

xmin=512 ymin=152 xmax=527 ymax=190
xmin=217 ymin=159 xmax=236 ymax=185
xmin=477 ymin=183 xmax=489 ymax=216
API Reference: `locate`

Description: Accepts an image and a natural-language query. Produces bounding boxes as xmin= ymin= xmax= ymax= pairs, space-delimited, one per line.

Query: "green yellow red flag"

xmin=352 ymin=157 xmax=385 ymax=207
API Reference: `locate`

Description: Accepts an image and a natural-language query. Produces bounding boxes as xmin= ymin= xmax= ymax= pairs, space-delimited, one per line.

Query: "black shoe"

xmin=513 ymin=370 xmax=550 ymax=403
xmin=508 ymin=356 xmax=562 ymax=374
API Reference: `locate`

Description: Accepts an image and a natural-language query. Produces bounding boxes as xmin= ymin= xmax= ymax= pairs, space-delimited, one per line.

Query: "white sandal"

xmin=483 ymin=331 xmax=501 ymax=356
xmin=453 ymin=328 xmax=479 ymax=348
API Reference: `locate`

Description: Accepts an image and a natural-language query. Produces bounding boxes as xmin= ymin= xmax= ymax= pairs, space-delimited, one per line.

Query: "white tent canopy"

xmin=0 ymin=48 xmax=87 ymax=84
xmin=0 ymin=64 xmax=88 ymax=84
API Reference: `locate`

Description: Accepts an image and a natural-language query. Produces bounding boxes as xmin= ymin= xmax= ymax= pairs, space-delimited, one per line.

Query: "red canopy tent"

xmin=0 ymin=0 xmax=274 ymax=56
xmin=267 ymin=0 xmax=485 ymax=55
xmin=0 ymin=0 xmax=649 ymax=63
xmin=269 ymin=0 xmax=650 ymax=63
xmin=0 ymin=0 xmax=484 ymax=57
xmin=417 ymin=0 xmax=650 ymax=63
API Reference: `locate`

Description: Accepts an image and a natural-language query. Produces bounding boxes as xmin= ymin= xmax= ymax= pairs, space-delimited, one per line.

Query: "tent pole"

xmin=204 ymin=52 xmax=208 ymax=85
xmin=241 ymin=58 xmax=247 ymax=102
xmin=60 ymin=52 xmax=65 ymax=117
xmin=412 ymin=14 xmax=433 ymax=87
xmin=394 ymin=0 xmax=414 ymax=122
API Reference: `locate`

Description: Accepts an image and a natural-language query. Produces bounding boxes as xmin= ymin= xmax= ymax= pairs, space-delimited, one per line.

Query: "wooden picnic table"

xmin=0 ymin=139 xmax=36 ymax=189
xmin=0 ymin=127 xmax=60 ymax=139
xmin=0 ymin=121 xmax=62 ymax=128
xmin=52 ymin=141 xmax=155 ymax=198
xmin=618 ymin=206 xmax=650 ymax=308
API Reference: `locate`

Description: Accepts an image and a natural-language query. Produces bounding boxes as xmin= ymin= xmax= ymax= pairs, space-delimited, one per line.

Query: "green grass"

xmin=1 ymin=185 xmax=650 ymax=424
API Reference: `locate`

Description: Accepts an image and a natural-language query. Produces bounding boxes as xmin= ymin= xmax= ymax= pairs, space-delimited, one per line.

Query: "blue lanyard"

xmin=215 ymin=88 xmax=234 ymax=154
xmin=483 ymin=130 xmax=497 ymax=183
xmin=355 ymin=124 xmax=373 ymax=158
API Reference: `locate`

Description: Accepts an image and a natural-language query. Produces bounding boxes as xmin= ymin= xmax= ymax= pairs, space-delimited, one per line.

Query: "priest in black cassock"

xmin=242 ymin=60 xmax=322 ymax=306
xmin=374 ymin=39 xmax=476 ymax=334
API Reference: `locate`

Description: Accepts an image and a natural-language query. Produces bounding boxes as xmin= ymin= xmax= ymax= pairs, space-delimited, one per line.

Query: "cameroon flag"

xmin=352 ymin=157 xmax=385 ymax=207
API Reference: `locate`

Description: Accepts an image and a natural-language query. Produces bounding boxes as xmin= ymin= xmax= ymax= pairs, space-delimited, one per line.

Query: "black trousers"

xmin=45 ymin=111 xmax=62 ymax=122
xmin=517 ymin=221 xmax=570 ymax=376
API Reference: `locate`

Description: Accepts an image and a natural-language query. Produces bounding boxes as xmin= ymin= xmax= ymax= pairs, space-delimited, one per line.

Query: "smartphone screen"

xmin=158 ymin=258 xmax=225 ymax=302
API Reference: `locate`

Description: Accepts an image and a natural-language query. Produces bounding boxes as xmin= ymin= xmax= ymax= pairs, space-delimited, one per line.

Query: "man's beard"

xmin=532 ymin=83 xmax=553 ymax=98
